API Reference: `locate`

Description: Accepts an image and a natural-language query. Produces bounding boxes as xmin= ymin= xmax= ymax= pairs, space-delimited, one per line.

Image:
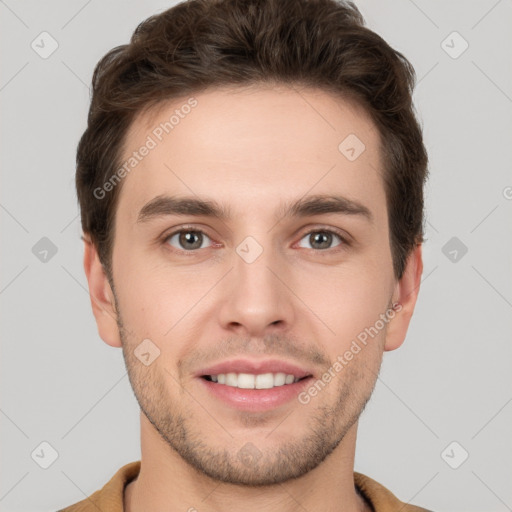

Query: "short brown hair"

xmin=76 ymin=0 xmax=428 ymax=281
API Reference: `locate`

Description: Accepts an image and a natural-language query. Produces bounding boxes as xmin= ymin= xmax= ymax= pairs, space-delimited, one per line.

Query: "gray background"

xmin=1 ymin=1 xmax=511 ymax=511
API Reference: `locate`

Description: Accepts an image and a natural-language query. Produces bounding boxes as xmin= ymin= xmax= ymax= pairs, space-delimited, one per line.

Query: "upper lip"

xmin=195 ymin=358 xmax=314 ymax=379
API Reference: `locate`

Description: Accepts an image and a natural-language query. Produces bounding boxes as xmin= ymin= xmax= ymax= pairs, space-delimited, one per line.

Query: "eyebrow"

xmin=136 ymin=194 xmax=373 ymax=224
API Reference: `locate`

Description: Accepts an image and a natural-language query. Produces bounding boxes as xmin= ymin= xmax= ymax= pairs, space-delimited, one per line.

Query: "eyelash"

xmin=162 ymin=225 xmax=351 ymax=255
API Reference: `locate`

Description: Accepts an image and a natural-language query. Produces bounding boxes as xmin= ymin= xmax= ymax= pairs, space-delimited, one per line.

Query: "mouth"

xmin=198 ymin=372 xmax=314 ymax=412
xmin=194 ymin=358 xmax=315 ymax=411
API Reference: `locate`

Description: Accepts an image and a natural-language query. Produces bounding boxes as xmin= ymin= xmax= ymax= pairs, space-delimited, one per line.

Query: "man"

xmin=59 ymin=0 xmax=432 ymax=510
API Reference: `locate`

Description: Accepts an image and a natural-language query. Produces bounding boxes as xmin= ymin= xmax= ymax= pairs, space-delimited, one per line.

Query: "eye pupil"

xmin=180 ymin=231 xmax=202 ymax=250
xmin=310 ymin=232 xmax=332 ymax=250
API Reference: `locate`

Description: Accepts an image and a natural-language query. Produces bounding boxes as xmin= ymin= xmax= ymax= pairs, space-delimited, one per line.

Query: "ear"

xmin=384 ymin=244 xmax=423 ymax=352
xmin=82 ymin=236 xmax=122 ymax=348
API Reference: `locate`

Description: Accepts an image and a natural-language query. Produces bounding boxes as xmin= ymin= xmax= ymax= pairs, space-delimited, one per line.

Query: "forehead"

xmin=116 ymin=85 xmax=385 ymax=225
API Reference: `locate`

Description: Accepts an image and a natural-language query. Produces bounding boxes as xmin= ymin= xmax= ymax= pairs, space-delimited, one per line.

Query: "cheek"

xmin=291 ymin=262 xmax=392 ymax=348
xmin=113 ymin=254 xmax=168 ymax=332
xmin=114 ymin=251 xmax=213 ymax=341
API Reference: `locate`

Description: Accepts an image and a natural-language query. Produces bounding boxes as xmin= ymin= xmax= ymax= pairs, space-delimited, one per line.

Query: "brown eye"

xmin=165 ymin=229 xmax=212 ymax=251
xmin=297 ymin=230 xmax=345 ymax=251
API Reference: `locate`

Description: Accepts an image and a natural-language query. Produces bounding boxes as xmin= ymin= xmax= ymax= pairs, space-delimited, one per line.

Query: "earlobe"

xmin=384 ymin=244 xmax=423 ymax=352
xmin=82 ymin=236 xmax=122 ymax=348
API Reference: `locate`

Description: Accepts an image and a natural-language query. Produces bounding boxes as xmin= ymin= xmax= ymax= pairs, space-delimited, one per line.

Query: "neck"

xmin=124 ymin=413 xmax=372 ymax=512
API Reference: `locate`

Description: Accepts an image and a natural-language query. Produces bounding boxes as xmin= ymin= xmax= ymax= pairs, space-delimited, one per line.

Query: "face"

xmin=87 ymin=85 xmax=421 ymax=486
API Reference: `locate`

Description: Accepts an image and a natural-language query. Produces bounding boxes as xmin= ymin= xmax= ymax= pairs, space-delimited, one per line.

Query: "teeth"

xmin=206 ymin=372 xmax=302 ymax=389
xmin=285 ymin=374 xmax=295 ymax=385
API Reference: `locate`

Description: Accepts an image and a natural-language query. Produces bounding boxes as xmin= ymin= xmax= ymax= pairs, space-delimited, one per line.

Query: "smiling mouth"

xmin=201 ymin=372 xmax=312 ymax=389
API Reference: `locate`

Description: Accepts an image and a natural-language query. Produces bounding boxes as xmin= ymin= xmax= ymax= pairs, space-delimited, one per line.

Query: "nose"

xmin=218 ymin=238 xmax=295 ymax=337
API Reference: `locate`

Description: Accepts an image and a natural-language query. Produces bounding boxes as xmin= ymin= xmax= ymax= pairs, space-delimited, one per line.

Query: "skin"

xmin=83 ymin=84 xmax=423 ymax=512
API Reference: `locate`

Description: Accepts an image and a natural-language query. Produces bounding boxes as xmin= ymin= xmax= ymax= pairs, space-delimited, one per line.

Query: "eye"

xmin=297 ymin=229 xmax=347 ymax=251
xmin=164 ymin=228 xmax=213 ymax=251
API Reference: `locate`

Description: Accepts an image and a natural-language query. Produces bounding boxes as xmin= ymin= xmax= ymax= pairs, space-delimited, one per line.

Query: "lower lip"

xmin=198 ymin=376 xmax=313 ymax=412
